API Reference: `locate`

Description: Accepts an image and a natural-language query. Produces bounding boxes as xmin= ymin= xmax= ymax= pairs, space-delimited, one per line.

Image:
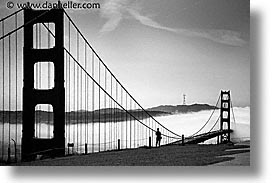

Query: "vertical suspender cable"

xmin=84 ymin=43 xmax=87 ymax=149
xmin=67 ymin=57 xmax=70 ymax=146
xmin=146 ymin=117 xmax=148 ymax=146
xmin=79 ymin=42 xmax=82 ymax=153
xmin=98 ymin=60 xmax=100 ymax=152
xmin=150 ymin=119 xmax=152 ymax=145
xmin=115 ymin=97 xmax=117 ymax=148
xmin=125 ymin=94 xmax=127 ymax=148
xmin=2 ymin=21 xmax=4 ymax=160
xmin=142 ymin=107 xmax=144 ymax=145
xmin=133 ymin=103 xmax=136 ymax=148
xmin=68 ymin=20 xmax=71 ymax=144
xmin=130 ymin=99 xmax=132 ymax=148
xmin=151 ymin=118 xmax=153 ymax=144
xmin=92 ymin=52 xmax=94 ymax=153
xmin=86 ymin=48 xmax=89 ymax=150
xmin=121 ymin=87 xmax=123 ymax=148
xmin=149 ymin=118 xmax=151 ymax=144
xmin=112 ymin=91 xmax=114 ymax=150
xmin=137 ymin=106 xmax=140 ymax=147
xmin=115 ymin=82 xmax=118 ymax=147
xmin=230 ymin=100 xmax=236 ymax=124
xmin=8 ymin=35 xmax=11 ymax=149
xmin=76 ymin=32 xmax=79 ymax=153
xmin=65 ymin=52 xmax=67 ymax=142
xmin=110 ymin=76 xmax=112 ymax=149
xmin=104 ymin=68 xmax=106 ymax=151
xmin=15 ymin=13 xmax=18 ymax=146
xmin=73 ymin=32 xmax=76 ymax=153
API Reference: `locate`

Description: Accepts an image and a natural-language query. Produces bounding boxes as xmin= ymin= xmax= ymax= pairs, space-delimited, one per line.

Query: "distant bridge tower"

xmin=22 ymin=9 xmax=65 ymax=161
xmin=183 ymin=94 xmax=186 ymax=105
xmin=218 ymin=90 xmax=231 ymax=144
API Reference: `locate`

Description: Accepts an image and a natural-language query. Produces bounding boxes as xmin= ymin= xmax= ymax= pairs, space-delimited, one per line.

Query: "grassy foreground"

xmin=14 ymin=142 xmax=250 ymax=166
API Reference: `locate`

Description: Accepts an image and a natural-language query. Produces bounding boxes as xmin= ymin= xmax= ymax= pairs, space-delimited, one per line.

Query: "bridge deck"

xmin=172 ymin=129 xmax=233 ymax=145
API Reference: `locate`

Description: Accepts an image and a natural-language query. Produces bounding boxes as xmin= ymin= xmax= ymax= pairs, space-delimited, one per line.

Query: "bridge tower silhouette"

xmin=22 ymin=9 xmax=65 ymax=161
xmin=218 ymin=90 xmax=231 ymax=144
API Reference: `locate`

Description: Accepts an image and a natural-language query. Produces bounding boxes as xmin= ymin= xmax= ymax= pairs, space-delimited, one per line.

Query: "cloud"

xmin=100 ymin=0 xmax=127 ymax=33
xmin=99 ymin=0 xmax=180 ymax=34
xmin=1 ymin=0 xmax=246 ymax=46
xmin=181 ymin=29 xmax=247 ymax=47
xmin=127 ymin=8 xmax=180 ymax=33
xmin=99 ymin=0 xmax=247 ymax=47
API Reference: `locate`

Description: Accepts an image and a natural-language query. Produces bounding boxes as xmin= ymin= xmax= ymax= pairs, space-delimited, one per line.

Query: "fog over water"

xmin=157 ymin=107 xmax=250 ymax=143
xmin=0 ymin=107 xmax=250 ymax=145
xmin=0 ymin=107 xmax=250 ymax=160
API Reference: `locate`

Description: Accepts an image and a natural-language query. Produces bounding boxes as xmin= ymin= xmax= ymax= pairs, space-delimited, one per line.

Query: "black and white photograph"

xmin=1 ymin=0 xmax=273 ymax=182
xmin=0 ymin=0 xmax=250 ymax=166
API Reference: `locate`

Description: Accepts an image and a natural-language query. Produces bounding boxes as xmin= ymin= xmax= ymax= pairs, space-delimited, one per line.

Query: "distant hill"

xmin=147 ymin=104 xmax=218 ymax=114
xmin=0 ymin=108 xmax=170 ymax=124
xmin=0 ymin=104 xmax=216 ymax=124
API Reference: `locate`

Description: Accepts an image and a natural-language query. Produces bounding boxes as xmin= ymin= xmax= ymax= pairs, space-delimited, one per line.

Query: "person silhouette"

xmin=155 ymin=128 xmax=162 ymax=147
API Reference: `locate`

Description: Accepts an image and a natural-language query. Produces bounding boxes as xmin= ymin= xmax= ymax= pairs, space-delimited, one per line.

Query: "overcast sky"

xmin=0 ymin=0 xmax=250 ymax=108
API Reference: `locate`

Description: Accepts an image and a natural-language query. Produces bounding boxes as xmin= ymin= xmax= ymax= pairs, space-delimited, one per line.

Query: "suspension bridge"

xmin=0 ymin=8 xmax=235 ymax=163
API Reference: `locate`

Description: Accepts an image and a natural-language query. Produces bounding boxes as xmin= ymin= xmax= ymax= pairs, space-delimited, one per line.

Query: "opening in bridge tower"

xmin=22 ymin=9 xmax=65 ymax=161
xmin=218 ymin=90 xmax=231 ymax=144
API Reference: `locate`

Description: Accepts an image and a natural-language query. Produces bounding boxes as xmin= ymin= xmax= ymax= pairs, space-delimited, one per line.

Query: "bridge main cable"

xmin=0 ymin=9 xmax=50 ymax=41
xmin=39 ymin=21 xmax=180 ymax=140
xmin=207 ymin=116 xmax=221 ymax=133
xmin=62 ymin=10 xmax=181 ymax=138
xmin=66 ymin=47 xmax=180 ymax=139
xmin=187 ymin=94 xmax=221 ymax=138
xmin=0 ymin=9 xmax=23 ymax=23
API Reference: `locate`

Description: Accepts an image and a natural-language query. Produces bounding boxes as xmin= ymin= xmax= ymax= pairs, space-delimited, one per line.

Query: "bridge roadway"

xmin=171 ymin=129 xmax=234 ymax=145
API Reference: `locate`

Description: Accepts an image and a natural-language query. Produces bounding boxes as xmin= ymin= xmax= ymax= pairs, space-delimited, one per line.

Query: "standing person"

xmin=155 ymin=128 xmax=162 ymax=147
